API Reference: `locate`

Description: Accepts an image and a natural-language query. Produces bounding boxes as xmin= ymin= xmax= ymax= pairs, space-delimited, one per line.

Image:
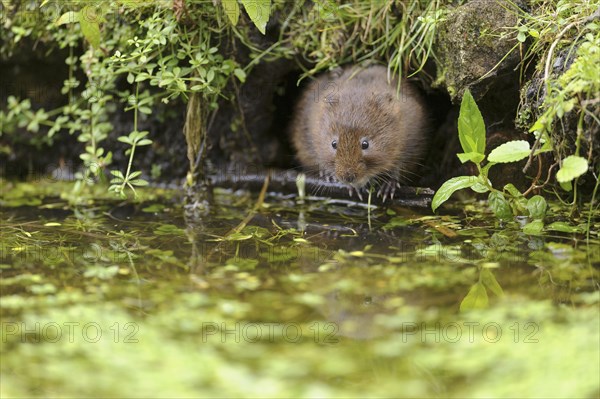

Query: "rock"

xmin=435 ymin=0 xmax=522 ymax=102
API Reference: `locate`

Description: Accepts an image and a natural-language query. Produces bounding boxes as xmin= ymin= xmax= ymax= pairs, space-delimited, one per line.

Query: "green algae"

xmin=1 ymin=181 xmax=598 ymax=398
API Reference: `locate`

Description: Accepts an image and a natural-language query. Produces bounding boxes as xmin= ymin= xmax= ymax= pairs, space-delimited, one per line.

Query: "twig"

xmin=228 ymin=172 xmax=270 ymax=235
xmin=208 ymin=168 xmax=434 ymax=208
xmin=523 ymin=161 xmax=558 ymax=196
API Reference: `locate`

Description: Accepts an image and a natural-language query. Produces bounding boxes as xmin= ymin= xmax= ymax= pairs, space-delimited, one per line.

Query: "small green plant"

xmin=431 ymin=89 xmax=589 ymax=234
xmin=1 ymin=1 xmax=251 ymax=201
xmin=108 ymin=130 xmax=152 ymax=198
xmin=511 ymin=0 xmax=598 ymax=193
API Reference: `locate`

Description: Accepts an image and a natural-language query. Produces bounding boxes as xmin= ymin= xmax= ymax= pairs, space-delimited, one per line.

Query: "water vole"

xmin=290 ymin=65 xmax=427 ymax=200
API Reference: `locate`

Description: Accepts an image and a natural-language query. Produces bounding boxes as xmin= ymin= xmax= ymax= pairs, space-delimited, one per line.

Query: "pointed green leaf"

xmin=529 ymin=117 xmax=547 ymax=133
xmin=222 ymin=0 xmax=240 ymax=25
xmin=55 ymin=11 xmax=79 ymax=26
xmin=431 ymin=176 xmax=478 ymax=212
xmin=481 ymin=268 xmax=504 ymax=297
xmin=130 ymin=179 xmax=149 ymax=186
xmin=534 ymin=133 xmax=554 ymax=155
xmin=110 ymin=170 xmax=125 ymax=179
xmin=546 ymin=222 xmax=582 ymax=233
xmin=460 ymin=282 xmax=488 ymax=311
xmin=79 ymin=15 xmax=101 ymax=48
xmin=457 ymin=151 xmax=485 ymax=164
xmin=241 ymin=0 xmax=271 ymax=34
xmin=488 ymin=140 xmax=531 ymax=163
xmin=458 ymin=89 xmax=486 ymax=157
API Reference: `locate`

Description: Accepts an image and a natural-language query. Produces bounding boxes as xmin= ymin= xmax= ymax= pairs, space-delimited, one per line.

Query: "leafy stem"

xmin=432 ymin=89 xmax=551 ymax=234
xmin=109 ymin=83 xmax=151 ymax=199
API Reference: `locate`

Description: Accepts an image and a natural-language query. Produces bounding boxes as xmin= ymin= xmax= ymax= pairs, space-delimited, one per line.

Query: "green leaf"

xmin=79 ymin=15 xmax=101 ymax=48
xmin=457 ymin=151 xmax=485 ymax=164
xmin=84 ymin=265 xmax=119 ymax=280
xmin=528 ymin=117 xmax=547 ymax=133
xmin=545 ymin=222 xmax=582 ymax=233
xmin=481 ymin=268 xmax=504 ymax=297
xmin=458 ymin=89 xmax=486 ymax=158
xmin=460 ymin=282 xmax=488 ymax=311
xmin=55 ymin=11 xmax=79 ymax=26
xmin=488 ymin=191 xmax=513 ymax=221
xmin=206 ymin=69 xmax=215 ymax=83
xmin=110 ymin=170 xmax=124 ymax=179
xmin=137 ymin=139 xmax=152 ymax=146
xmin=503 ymin=183 xmax=523 ymax=198
xmin=534 ymin=133 xmax=554 ymax=155
xmin=118 ymin=136 xmax=133 ymax=145
xmin=222 ymin=0 xmax=240 ymax=25
xmin=556 ymin=155 xmax=588 ymax=183
xmin=154 ymin=224 xmax=185 ymax=236
xmin=471 ymin=179 xmax=490 ymax=193
xmin=241 ymin=0 xmax=271 ymax=34
xmin=234 ymin=68 xmax=246 ymax=83
xmin=559 ymin=180 xmax=573 ymax=192
xmin=488 ymin=140 xmax=531 ymax=163
xmin=523 ymin=219 xmax=544 ymax=235
xmin=142 ymin=204 xmax=166 ymax=213
xmin=129 ymin=179 xmax=149 ymax=186
xmin=431 ymin=176 xmax=478 ymax=212
xmin=526 ymin=195 xmax=547 ymax=219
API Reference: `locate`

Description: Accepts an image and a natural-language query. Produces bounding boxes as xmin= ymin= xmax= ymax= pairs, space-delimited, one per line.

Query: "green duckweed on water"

xmin=1 ymin=181 xmax=598 ymax=398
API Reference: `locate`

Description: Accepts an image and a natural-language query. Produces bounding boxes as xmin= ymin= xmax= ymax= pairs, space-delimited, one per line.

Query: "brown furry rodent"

xmin=290 ymin=65 xmax=427 ymax=200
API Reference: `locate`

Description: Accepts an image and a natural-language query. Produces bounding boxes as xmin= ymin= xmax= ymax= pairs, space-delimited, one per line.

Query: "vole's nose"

xmin=338 ymin=171 xmax=357 ymax=183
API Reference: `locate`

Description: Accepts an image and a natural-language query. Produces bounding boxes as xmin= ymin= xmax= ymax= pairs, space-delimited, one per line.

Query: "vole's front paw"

xmin=377 ymin=181 xmax=401 ymax=202
xmin=347 ymin=186 xmax=365 ymax=201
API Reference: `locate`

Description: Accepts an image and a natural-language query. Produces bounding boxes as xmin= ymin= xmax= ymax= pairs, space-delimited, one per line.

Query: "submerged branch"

xmin=208 ymin=168 xmax=434 ymax=208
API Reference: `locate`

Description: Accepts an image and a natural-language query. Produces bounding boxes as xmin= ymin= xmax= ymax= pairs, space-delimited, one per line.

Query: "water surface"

xmin=1 ymin=184 xmax=598 ymax=398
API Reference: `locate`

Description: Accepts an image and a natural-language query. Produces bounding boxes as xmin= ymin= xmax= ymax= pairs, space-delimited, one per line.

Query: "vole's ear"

xmin=329 ymin=67 xmax=344 ymax=79
xmin=319 ymin=81 xmax=339 ymax=105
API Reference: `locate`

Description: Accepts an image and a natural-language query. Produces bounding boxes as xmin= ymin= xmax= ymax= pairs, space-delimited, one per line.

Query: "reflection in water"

xmin=1 ymin=196 xmax=598 ymax=397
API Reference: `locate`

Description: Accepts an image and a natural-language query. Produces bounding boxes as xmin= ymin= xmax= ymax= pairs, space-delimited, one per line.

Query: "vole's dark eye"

xmin=331 ymin=140 xmax=337 ymax=150
xmin=361 ymin=140 xmax=369 ymax=150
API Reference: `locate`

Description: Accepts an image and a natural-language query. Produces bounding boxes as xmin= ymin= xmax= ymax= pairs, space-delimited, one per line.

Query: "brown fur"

xmin=290 ymin=65 xmax=427 ymax=189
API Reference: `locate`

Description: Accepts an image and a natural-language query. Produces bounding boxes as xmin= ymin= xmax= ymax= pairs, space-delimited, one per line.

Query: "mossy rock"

xmin=436 ymin=0 xmax=522 ymax=102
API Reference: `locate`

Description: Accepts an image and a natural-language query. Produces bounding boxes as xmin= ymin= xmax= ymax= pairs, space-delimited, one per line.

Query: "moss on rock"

xmin=436 ymin=0 xmax=521 ymax=102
